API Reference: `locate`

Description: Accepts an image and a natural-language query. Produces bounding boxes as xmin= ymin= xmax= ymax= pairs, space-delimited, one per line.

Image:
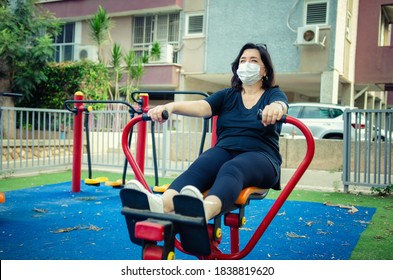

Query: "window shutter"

xmin=306 ymin=2 xmax=327 ymax=25
xmin=188 ymin=15 xmax=203 ymax=34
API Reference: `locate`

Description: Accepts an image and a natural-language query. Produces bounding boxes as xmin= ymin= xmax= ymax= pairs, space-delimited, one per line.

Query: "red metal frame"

xmin=215 ymin=115 xmax=315 ymax=259
xmin=71 ymin=92 xmax=85 ymax=193
xmin=121 ymin=114 xmax=315 ymax=259
xmin=121 ymin=114 xmax=152 ymax=192
xmin=68 ymin=93 xmax=148 ymax=192
xmin=135 ymin=93 xmax=149 ymax=174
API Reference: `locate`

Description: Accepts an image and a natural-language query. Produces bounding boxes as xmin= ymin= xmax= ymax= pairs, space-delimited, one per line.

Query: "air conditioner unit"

xmin=74 ymin=45 xmax=98 ymax=62
xmin=296 ymin=25 xmax=320 ymax=45
xmin=159 ymin=44 xmax=174 ymax=63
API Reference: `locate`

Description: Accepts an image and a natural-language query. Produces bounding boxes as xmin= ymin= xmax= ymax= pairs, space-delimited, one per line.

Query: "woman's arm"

xmin=147 ymin=99 xmax=212 ymax=123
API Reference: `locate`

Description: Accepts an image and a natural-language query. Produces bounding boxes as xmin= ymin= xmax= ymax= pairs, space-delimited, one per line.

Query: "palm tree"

xmin=123 ymin=50 xmax=137 ymax=103
xmin=124 ymin=50 xmax=148 ymax=103
xmin=109 ymin=43 xmax=123 ymax=101
xmin=88 ymin=5 xmax=113 ymax=63
xmin=88 ymin=6 xmax=158 ymax=103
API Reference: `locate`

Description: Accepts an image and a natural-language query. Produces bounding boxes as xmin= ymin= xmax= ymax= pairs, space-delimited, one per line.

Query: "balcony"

xmin=39 ymin=0 xmax=183 ymax=18
xmin=140 ymin=64 xmax=181 ymax=90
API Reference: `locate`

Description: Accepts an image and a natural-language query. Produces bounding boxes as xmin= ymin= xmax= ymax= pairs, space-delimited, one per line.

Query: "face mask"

xmin=236 ymin=62 xmax=261 ymax=86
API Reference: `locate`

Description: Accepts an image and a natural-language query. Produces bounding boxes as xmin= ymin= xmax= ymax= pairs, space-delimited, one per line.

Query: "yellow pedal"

xmin=84 ymin=178 xmax=100 ymax=185
xmin=153 ymin=183 xmax=170 ymax=193
xmin=84 ymin=177 xmax=108 ymax=185
xmin=105 ymin=179 xmax=123 ymax=187
xmin=95 ymin=177 xmax=109 ymax=183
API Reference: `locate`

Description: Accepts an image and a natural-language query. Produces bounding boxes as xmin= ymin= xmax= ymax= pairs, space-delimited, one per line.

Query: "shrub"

xmin=19 ymin=60 xmax=109 ymax=109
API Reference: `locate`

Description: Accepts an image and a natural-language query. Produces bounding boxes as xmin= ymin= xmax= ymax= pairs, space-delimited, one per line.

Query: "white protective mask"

xmin=236 ymin=62 xmax=262 ymax=86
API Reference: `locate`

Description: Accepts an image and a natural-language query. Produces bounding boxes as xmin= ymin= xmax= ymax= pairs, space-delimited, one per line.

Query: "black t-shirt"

xmin=205 ymin=86 xmax=288 ymax=170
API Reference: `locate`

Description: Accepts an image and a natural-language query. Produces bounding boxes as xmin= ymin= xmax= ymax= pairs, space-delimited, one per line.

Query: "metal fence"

xmin=3 ymin=106 xmax=393 ymax=192
xmin=85 ymin=106 xmax=211 ymax=177
xmin=343 ymin=109 xmax=393 ymax=192
xmin=0 ymin=106 xmax=211 ymax=179
xmin=1 ymin=107 xmax=74 ymax=175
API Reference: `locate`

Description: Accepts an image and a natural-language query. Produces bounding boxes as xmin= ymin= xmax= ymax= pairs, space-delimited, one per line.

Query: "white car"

xmin=280 ymin=103 xmax=367 ymax=140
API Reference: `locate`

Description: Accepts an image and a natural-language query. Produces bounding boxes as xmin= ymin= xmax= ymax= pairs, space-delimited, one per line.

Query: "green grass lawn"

xmin=1 ymin=170 xmax=392 ymax=260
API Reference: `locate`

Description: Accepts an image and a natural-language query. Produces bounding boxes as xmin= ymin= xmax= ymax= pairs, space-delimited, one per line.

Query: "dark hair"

xmin=231 ymin=43 xmax=275 ymax=90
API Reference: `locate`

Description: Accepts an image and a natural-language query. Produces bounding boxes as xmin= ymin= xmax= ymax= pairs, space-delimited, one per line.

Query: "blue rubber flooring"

xmin=0 ymin=182 xmax=375 ymax=260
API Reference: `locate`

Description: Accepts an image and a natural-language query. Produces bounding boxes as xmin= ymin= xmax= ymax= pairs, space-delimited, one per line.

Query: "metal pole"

xmin=136 ymin=93 xmax=149 ymax=174
xmin=71 ymin=92 xmax=84 ymax=192
xmin=342 ymin=109 xmax=351 ymax=193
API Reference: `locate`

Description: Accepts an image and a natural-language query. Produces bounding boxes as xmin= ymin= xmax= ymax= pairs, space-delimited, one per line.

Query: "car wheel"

xmin=325 ymin=135 xmax=343 ymax=140
xmin=373 ymin=136 xmax=385 ymax=142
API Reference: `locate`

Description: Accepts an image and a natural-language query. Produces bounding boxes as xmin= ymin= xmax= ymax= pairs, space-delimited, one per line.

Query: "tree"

xmin=0 ymin=0 xmax=61 ymax=138
xmin=123 ymin=49 xmax=145 ymax=103
xmin=0 ymin=0 xmax=61 ymax=102
xmin=108 ymin=43 xmax=122 ymax=101
xmin=88 ymin=6 xmax=163 ymax=103
xmin=88 ymin=5 xmax=112 ymax=63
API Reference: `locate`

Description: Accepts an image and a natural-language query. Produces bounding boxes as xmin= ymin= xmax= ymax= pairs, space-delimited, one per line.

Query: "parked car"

xmin=280 ymin=103 xmax=366 ymax=140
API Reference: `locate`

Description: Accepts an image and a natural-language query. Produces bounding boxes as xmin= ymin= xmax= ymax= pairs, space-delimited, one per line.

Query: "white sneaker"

xmin=180 ymin=185 xmax=210 ymax=221
xmin=124 ymin=180 xmax=163 ymax=213
xmin=180 ymin=185 xmax=204 ymax=202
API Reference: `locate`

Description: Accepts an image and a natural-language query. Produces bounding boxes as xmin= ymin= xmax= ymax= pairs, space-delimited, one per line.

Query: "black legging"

xmin=168 ymin=146 xmax=278 ymax=211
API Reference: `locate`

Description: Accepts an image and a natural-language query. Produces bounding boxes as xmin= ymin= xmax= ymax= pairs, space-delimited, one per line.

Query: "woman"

xmin=126 ymin=42 xmax=288 ymax=221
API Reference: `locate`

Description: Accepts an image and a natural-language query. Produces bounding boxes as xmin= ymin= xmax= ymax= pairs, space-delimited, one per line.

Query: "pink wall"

xmin=355 ymin=0 xmax=393 ymax=88
xmin=42 ymin=0 xmax=183 ymax=18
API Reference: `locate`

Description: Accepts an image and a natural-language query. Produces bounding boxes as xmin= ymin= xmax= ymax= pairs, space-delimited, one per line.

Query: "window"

xmin=346 ymin=0 xmax=353 ymax=40
xmin=305 ymin=1 xmax=328 ymax=25
xmin=132 ymin=13 xmax=180 ymax=61
xmin=346 ymin=10 xmax=352 ymax=41
xmin=302 ymin=107 xmax=330 ymax=119
xmin=53 ymin=22 xmax=75 ymax=62
xmin=287 ymin=106 xmax=303 ymax=118
xmin=330 ymin=108 xmax=344 ymax=118
xmin=185 ymin=13 xmax=204 ymax=36
xmin=379 ymin=4 xmax=393 ymax=46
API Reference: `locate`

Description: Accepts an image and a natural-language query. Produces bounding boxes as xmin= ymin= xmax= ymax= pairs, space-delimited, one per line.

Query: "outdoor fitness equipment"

xmin=65 ymin=91 xmax=178 ymax=192
xmin=82 ymin=105 xmax=110 ymax=186
xmin=119 ymin=109 xmax=315 ymax=260
xmin=64 ymin=91 xmax=148 ymax=192
xmin=130 ymin=90 xmax=211 ymax=193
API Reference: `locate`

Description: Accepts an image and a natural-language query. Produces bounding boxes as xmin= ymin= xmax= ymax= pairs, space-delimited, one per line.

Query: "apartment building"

xmin=39 ymin=0 xmax=392 ymax=108
xmin=355 ymin=0 xmax=393 ymax=109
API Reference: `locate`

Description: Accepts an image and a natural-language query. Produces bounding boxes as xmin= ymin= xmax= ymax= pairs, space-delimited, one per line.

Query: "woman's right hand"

xmin=147 ymin=104 xmax=171 ymax=123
